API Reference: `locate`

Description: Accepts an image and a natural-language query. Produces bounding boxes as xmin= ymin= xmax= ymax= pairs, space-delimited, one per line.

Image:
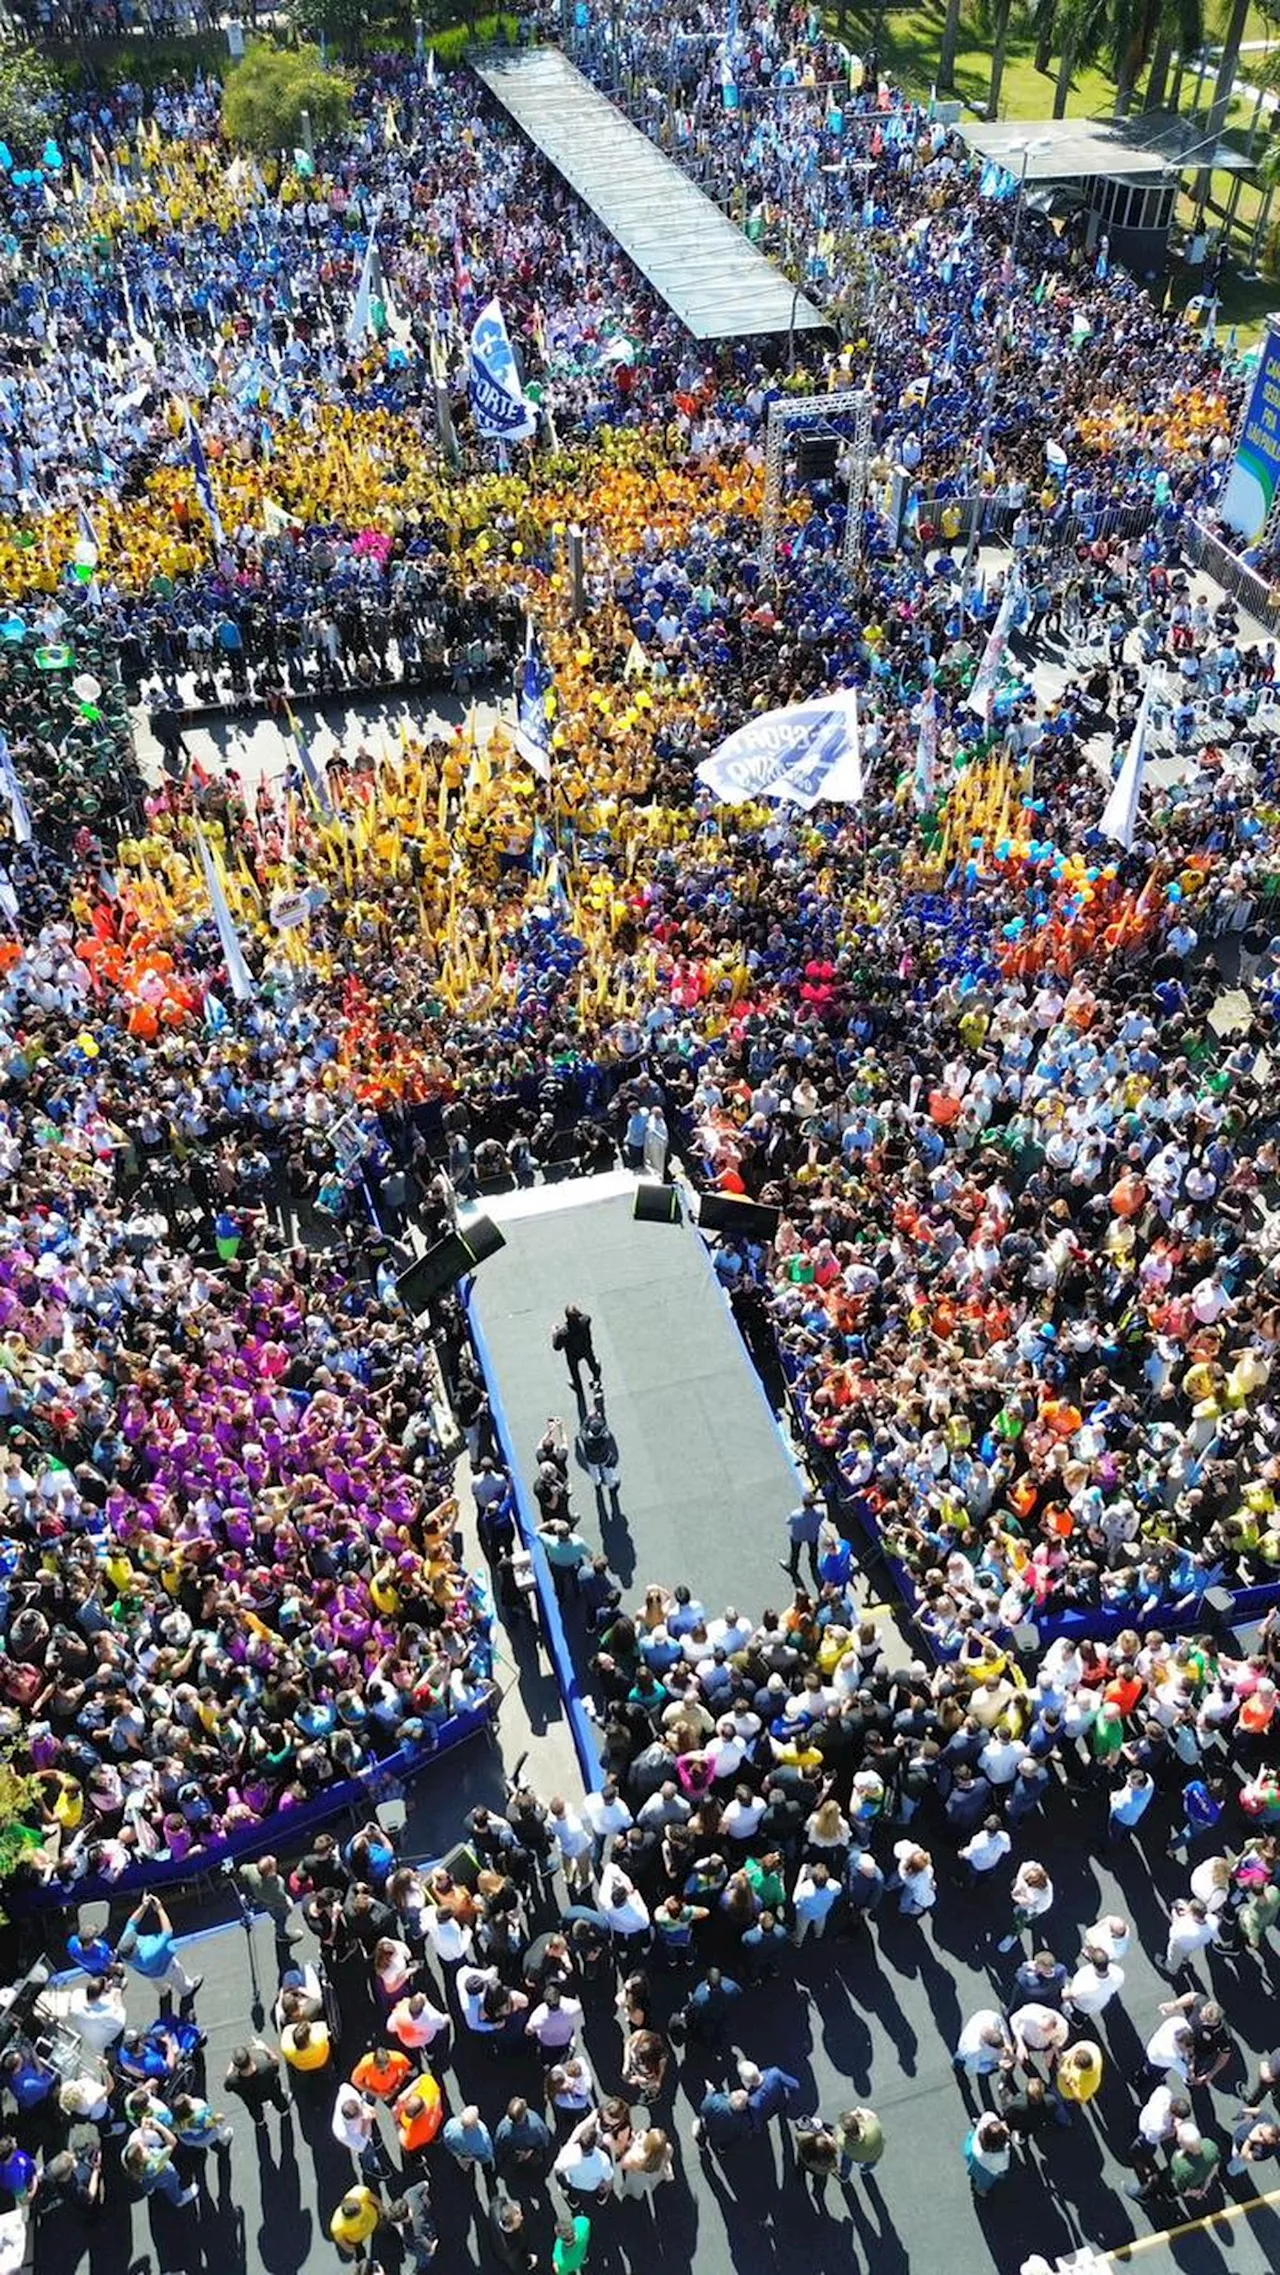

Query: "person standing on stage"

xmin=578 ymin=1400 xmax=621 ymax=1501
xmin=782 ymin=1489 xmax=824 ymax=1587
xmin=553 ymin=1306 xmax=601 ymax=1401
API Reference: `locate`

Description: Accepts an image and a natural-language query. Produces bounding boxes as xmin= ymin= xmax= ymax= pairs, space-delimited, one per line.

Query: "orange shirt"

xmin=394 ymin=2076 xmax=443 ymax=2152
xmin=351 ymin=2050 xmax=413 ymax=2102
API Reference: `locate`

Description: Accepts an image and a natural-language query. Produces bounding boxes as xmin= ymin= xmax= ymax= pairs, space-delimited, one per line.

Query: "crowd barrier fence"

xmin=12 ymin=1699 xmax=499 ymax=1916
xmin=1183 ymin=517 xmax=1280 ymax=632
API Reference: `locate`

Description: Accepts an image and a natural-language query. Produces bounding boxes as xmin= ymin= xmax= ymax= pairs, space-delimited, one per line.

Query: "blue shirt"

xmin=125 ymin=1927 xmax=175 ymax=1980
xmin=746 ymin=2068 xmax=799 ymax=2127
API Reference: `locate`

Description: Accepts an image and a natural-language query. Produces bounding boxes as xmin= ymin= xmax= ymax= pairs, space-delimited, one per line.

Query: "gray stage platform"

xmin=467 ymin=1184 xmax=803 ymax=1607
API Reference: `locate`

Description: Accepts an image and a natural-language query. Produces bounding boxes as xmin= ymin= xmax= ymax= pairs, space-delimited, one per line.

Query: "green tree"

xmin=287 ymin=0 xmax=415 ymax=56
xmin=0 ymin=1755 xmax=42 ymax=1911
xmin=0 ymin=45 xmax=61 ymax=155
xmin=222 ymin=42 xmax=352 ymax=154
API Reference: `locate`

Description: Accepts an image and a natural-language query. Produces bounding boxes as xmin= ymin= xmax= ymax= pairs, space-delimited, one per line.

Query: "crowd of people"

xmin=0 ymin=1 xmax=1279 ymax=2263
xmin=9 ymin=1507 xmax=1280 ymax=2263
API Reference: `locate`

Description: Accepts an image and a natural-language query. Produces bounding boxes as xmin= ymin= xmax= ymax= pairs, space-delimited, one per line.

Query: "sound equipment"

xmin=395 ymin=1215 xmax=506 ymax=1313
xmin=797 ymin=434 xmax=839 ymax=485
xmin=633 ymin=1181 xmax=682 ymax=1225
xmin=698 ymin=1192 xmax=781 ymax=1243
xmin=459 ymin=1213 xmax=506 ymax=1265
xmin=437 ymin=1841 xmax=481 ymax=1890
xmin=1201 ymin=1585 xmax=1237 ymax=1631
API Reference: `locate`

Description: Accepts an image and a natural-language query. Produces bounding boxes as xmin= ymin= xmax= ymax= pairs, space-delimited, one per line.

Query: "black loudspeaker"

xmin=437 ymin=1841 xmax=481 ymax=1890
xmin=633 ymin=1181 xmax=682 ymax=1225
xmin=460 ymin=1214 xmax=506 ymax=1265
xmin=1201 ymin=1585 xmax=1237 ymax=1630
xmin=698 ymin=1192 xmax=781 ymax=1243
xmin=396 ymin=1215 xmax=507 ymax=1314
xmin=797 ymin=434 xmax=839 ymax=485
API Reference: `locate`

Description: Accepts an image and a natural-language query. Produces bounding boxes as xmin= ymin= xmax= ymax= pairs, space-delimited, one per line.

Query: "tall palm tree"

xmin=1201 ymin=0 xmax=1252 ymax=145
xmin=1033 ymin=0 xmax=1059 ymax=71
xmin=936 ymin=0 xmax=967 ymax=90
xmin=987 ymin=0 xmax=1016 ymax=115
xmin=1051 ymin=0 xmax=1201 ymax=113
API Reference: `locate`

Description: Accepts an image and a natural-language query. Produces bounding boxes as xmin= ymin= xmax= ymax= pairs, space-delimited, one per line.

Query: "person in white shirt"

xmin=548 ymin=1798 xmax=593 ymax=1894
xmin=1135 ymin=2080 xmax=1187 ymax=2156
xmin=960 ymin=1817 xmax=1012 ymax=1878
xmin=581 ymin=1782 xmax=633 ymax=1869
xmin=1065 ymin=1948 xmax=1125 ymax=2020
xmin=553 ymin=2113 xmax=614 ymax=2200
xmin=525 ymin=1986 xmax=583 ymax=2056
xmin=66 ymin=1976 xmax=126 ymax=2054
xmin=1143 ymin=2015 xmax=1194 ymax=2080
xmin=1164 ymin=1897 xmax=1218 ymax=1975
xmin=1009 ymin=2004 xmax=1070 ymax=2065
xmin=706 ymin=1608 xmax=753 ymax=1655
xmin=999 ymin=1861 xmax=1054 ymax=1952
xmin=980 ymin=1732 xmax=1024 ymax=1787
xmin=421 ymin=1904 xmax=472 ymax=1969
xmin=891 ymin=1842 xmax=937 ymax=1917
xmin=1087 ymin=1914 xmax=1131 ymax=1966
xmin=332 ymin=2088 xmax=380 ymax=2174
xmin=721 ymin=1787 xmax=765 ymax=1844
xmin=954 ymin=2008 xmax=1013 ymax=2077
xmin=792 ymin=1860 xmax=843 ymax=1943
xmin=596 ymin=1866 xmax=650 ymax=1942
xmin=387 ymin=1990 xmax=450 ymax=2054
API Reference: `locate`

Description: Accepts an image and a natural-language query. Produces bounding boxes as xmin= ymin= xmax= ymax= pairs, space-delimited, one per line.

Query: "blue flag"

xmin=515 ymin=624 xmax=552 ymax=782
xmin=467 ymin=298 xmax=536 ymax=443
xmin=185 ymin=408 xmax=225 ymax=549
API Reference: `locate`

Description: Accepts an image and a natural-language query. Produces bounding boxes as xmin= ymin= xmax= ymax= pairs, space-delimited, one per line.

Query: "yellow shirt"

xmin=281 ymin=2024 xmax=331 ymax=2072
xmin=1057 ymin=2046 xmax=1103 ymax=2103
xmin=329 ymin=2187 xmax=380 ymax=2249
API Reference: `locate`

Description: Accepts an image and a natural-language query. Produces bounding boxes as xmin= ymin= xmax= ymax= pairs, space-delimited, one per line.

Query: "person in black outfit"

xmin=552 ymin=1305 xmax=600 ymax=1402
xmin=224 ymin=2042 xmax=291 ymax=2125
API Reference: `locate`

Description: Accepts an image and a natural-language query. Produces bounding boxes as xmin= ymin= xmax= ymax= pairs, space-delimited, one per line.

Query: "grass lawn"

xmin=832 ymin=0 xmax=1117 ymax=115
xmin=832 ymin=0 xmax=1280 ymax=121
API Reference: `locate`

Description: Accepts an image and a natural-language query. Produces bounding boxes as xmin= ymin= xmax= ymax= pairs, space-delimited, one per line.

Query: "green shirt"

xmin=838 ymin=2112 xmax=884 ymax=2166
xmin=1170 ymin=2140 xmax=1219 ymax=2194
xmin=553 ymin=2214 xmax=591 ymax=2275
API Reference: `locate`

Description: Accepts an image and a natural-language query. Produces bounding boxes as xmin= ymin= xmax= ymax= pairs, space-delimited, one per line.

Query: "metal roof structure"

xmin=473 ymin=47 xmax=827 ymax=343
xmin=960 ymin=112 xmax=1254 ymax=183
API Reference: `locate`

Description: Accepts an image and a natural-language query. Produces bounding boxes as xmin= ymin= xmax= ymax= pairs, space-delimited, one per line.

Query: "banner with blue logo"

xmin=1220 ymin=321 xmax=1280 ymax=544
xmin=467 ymin=297 xmax=537 ymax=443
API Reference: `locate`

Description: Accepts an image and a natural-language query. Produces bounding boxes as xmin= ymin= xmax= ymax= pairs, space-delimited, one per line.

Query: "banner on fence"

xmin=1220 ymin=317 xmax=1280 ymax=544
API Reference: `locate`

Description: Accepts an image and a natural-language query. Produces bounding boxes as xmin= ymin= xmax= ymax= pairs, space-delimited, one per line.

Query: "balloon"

xmin=1168 ymin=881 xmax=1183 ymax=902
xmin=73 ymin=563 xmax=95 ymax=584
xmin=1 ymin=617 xmax=24 ymax=642
xmin=72 ymin=674 xmax=101 ymax=704
xmin=72 ymin=540 xmax=97 ymax=569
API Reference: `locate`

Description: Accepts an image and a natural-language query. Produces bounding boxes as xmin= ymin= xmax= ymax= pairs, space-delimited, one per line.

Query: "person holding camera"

xmin=117 ymin=1894 xmax=202 ymax=2009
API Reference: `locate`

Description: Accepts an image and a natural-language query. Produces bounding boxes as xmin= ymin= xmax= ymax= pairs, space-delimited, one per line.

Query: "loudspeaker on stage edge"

xmin=633 ymin=1181 xmax=682 ymax=1225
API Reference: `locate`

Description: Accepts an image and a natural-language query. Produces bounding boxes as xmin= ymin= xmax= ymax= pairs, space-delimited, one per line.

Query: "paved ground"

xmin=39 ymin=1757 xmax=1280 ymax=2275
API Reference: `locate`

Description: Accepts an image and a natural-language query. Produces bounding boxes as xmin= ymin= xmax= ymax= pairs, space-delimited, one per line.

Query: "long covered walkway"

xmin=474 ymin=46 xmax=827 ymax=342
